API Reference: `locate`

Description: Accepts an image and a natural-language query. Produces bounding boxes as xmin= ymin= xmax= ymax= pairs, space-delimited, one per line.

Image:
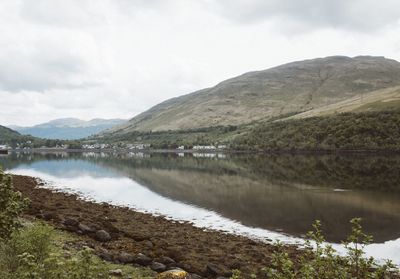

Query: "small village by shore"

xmin=0 ymin=141 xmax=229 ymax=154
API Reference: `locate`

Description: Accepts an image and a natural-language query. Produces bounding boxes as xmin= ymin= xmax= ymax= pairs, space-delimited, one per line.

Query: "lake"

xmin=1 ymin=151 xmax=400 ymax=264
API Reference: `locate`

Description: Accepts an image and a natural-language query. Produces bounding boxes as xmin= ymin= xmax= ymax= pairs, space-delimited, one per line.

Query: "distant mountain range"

xmin=109 ymin=56 xmax=400 ymax=135
xmin=9 ymin=118 xmax=127 ymax=140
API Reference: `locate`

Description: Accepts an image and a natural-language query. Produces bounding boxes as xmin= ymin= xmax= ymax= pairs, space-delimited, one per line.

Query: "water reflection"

xmin=1 ymin=151 xmax=400 ymax=263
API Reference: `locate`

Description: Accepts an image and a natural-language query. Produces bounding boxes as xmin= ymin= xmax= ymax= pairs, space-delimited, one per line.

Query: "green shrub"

xmin=0 ymin=168 xmax=29 ymax=240
xmin=0 ymin=223 xmax=53 ymax=277
xmin=262 ymin=218 xmax=398 ymax=279
xmin=0 ymin=223 xmax=109 ymax=279
xmin=0 ymin=168 xmax=108 ymax=278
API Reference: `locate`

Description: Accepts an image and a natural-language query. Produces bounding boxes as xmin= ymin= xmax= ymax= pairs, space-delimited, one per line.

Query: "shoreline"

xmin=7 ymin=147 xmax=400 ymax=156
xmin=12 ymin=174 xmax=301 ymax=278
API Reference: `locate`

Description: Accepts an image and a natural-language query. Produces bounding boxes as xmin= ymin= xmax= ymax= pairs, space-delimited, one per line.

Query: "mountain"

xmin=0 ymin=125 xmax=22 ymax=145
xmin=11 ymin=118 xmax=127 ymax=140
xmin=111 ymin=56 xmax=400 ymax=134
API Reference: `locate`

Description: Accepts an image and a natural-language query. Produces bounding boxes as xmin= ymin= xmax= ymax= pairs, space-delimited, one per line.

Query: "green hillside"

xmin=0 ymin=125 xmax=65 ymax=148
xmin=0 ymin=125 xmax=23 ymax=145
xmin=109 ymin=56 xmax=400 ymax=134
xmin=93 ymin=110 xmax=400 ymax=152
xmin=233 ymin=110 xmax=400 ymax=151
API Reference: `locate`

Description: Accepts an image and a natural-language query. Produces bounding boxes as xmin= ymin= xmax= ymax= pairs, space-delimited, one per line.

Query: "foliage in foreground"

xmin=232 ymin=219 xmax=399 ymax=279
xmin=266 ymin=219 xmax=397 ymax=279
xmin=0 ymin=168 xmax=153 ymax=278
xmin=0 ymin=223 xmax=108 ymax=279
xmin=0 ymin=169 xmax=29 ymax=240
xmin=0 ymin=223 xmax=154 ymax=279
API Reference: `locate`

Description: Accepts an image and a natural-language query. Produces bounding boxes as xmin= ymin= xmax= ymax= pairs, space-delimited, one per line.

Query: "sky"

xmin=1 ymin=0 xmax=400 ymax=126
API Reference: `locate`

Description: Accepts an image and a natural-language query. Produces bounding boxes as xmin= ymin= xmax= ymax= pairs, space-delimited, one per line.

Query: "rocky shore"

xmin=12 ymin=174 xmax=301 ymax=278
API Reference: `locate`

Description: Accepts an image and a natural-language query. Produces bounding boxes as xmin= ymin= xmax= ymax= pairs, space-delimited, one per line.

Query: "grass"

xmin=0 ymin=220 xmax=155 ymax=279
xmin=50 ymin=222 xmax=155 ymax=279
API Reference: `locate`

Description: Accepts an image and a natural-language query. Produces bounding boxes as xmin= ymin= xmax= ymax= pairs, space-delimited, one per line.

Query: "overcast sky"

xmin=2 ymin=0 xmax=400 ymax=126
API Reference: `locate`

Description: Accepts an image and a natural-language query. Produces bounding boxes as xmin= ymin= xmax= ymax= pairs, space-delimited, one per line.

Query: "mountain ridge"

xmin=10 ymin=118 xmax=127 ymax=140
xmin=110 ymin=55 xmax=400 ymax=134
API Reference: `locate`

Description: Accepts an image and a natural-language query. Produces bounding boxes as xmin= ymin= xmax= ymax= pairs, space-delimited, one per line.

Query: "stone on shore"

xmin=95 ymin=230 xmax=111 ymax=242
xmin=63 ymin=217 xmax=79 ymax=227
xmin=78 ymin=223 xmax=95 ymax=234
xmin=134 ymin=253 xmax=152 ymax=265
xmin=157 ymin=269 xmax=191 ymax=279
xmin=151 ymin=261 xmax=167 ymax=272
xmin=117 ymin=252 xmax=135 ymax=264
xmin=206 ymin=263 xmax=232 ymax=277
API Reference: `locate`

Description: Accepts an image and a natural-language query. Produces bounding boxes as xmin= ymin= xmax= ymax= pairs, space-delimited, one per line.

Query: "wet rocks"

xmin=127 ymin=233 xmax=150 ymax=241
xmin=205 ymin=263 xmax=232 ymax=277
xmin=150 ymin=261 xmax=167 ymax=272
xmin=134 ymin=253 xmax=152 ymax=265
xmin=117 ymin=252 xmax=135 ymax=264
xmin=78 ymin=223 xmax=95 ymax=234
xmin=95 ymin=230 xmax=111 ymax=242
xmin=63 ymin=217 xmax=79 ymax=227
xmin=159 ymin=256 xmax=176 ymax=267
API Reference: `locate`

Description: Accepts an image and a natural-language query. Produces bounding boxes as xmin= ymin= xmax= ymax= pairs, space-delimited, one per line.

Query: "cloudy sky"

xmin=2 ymin=0 xmax=400 ymax=126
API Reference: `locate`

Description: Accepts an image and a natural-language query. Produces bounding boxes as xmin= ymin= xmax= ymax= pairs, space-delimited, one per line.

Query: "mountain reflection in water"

xmin=1 ymin=151 xmax=400 ymax=245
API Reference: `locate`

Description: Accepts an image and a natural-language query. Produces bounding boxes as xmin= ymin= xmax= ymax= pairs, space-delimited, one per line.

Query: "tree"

xmin=0 ymin=168 xmax=28 ymax=240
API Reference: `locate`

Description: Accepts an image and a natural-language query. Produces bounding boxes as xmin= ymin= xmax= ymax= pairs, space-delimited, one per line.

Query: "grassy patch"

xmin=0 ymin=221 xmax=155 ymax=279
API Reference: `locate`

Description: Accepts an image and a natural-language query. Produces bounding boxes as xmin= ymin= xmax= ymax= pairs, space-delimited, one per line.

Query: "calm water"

xmin=1 ymin=151 xmax=400 ymax=263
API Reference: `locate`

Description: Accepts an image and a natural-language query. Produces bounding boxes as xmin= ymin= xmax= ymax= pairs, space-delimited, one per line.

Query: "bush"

xmin=262 ymin=218 xmax=398 ymax=279
xmin=0 ymin=168 xmax=108 ymax=278
xmin=0 ymin=222 xmax=110 ymax=279
xmin=0 ymin=168 xmax=29 ymax=240
xmin=0 ymin=223 xmax=53 ymax=276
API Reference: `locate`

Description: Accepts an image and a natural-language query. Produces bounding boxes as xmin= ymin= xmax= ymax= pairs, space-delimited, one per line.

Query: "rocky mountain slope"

xmin=111 ymin=56 xmax=400 ymax=134
xmin=11 ymin=118 xmax=127 ymax=140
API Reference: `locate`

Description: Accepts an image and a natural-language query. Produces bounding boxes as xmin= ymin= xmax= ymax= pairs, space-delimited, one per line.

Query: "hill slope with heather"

xmin=110 ymin=56 xmax=400 ymax=134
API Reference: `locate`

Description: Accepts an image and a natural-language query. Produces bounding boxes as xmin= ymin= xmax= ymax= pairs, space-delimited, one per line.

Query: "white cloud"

xmin=1 ymin=0 xmax=400 ymax=126
xmin=207 ymin=0 xmax=400 ymax=31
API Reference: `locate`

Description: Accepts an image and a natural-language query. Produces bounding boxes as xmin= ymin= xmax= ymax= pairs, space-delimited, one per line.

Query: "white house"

xmin=192 ymin=145 xmax=217 ymax=150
